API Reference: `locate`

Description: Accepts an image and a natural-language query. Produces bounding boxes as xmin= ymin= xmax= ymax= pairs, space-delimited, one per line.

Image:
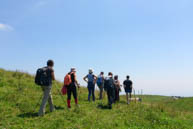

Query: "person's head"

xmin=89 ymin=69 xmax=93 ymax=74
xmin=114 ymin=75 xmax=118 ymax=80
xmin=71 ymin=68 xmax=76 ymax=73
xmin=108 ymin=72 xmax=113 ymax=77
xmin=47 ymin=60 xmax=54 ymax=67
xmin=100 ymin=72 xmax=104 ymax=75
xmin=126 ymin=75 xmax=130 ymax=80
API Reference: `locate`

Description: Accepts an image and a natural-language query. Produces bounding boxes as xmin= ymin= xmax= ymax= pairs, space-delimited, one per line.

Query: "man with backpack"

xmin=123 ymin=75 xmax=133 ymax=104
xmin=35 ymin=60 xmax=55 ymax=116
xmin=66 ymin=68 xmax=80 ymax=108
xmin=104 ymin=72 xmax=115 ymax=109
xmin=83 ymin=69 xmax=97 ymax=102
xmin=97 ymin=72 xmax=105 ymax=100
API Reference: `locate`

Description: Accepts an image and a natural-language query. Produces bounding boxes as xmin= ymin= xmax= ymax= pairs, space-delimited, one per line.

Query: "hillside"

xmin=0 ymin=68 xmax=193 ymax=129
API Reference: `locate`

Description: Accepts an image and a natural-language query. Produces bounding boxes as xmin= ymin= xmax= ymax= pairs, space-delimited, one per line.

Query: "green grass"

xmin=0 ymin=68 xmax=193 ymax=129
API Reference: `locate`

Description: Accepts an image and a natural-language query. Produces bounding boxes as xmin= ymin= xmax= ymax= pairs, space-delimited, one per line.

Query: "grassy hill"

xmin=0 ymin=68 xmax=193 ymax=129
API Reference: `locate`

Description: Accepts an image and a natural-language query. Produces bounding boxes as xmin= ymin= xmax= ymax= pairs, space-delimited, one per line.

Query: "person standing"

xmin=114 ymin=75 xmax=121 ymax=102
xmin=83 ymin=69 xmax=97 ymax=102
xmin=66 ymin=68 xmax=80 ymax=108
xmin=38 ymin=60 xmax=55 ymax=116
xmin=123 ymin=75 xmax=133 ymax=104
xmin=96 ymin=72 xmax=105 ymax=100
xmin=104 ymin=72 xmax=115 ymax=109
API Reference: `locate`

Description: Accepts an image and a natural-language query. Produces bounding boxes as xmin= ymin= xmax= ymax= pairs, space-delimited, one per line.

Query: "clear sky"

xmin=0 ymin=0 xmax=193 ymax=96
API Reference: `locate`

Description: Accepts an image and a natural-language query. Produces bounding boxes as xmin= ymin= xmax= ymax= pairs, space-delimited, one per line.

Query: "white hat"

xmin=71 ymin=68 xmax=76 ymax=72
xmin=89 ymin=68 xmax=93 ymax=73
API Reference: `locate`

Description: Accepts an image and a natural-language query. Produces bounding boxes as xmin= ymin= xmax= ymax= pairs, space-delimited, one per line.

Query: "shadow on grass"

xmin=18 ymin=112 xmax=38 ymax=118
xmin=55 ymin=105 xmax=65 ymax=110
xmin=18 ymin=105 xmax=65 ymax=118
xmin=97 ymin=103 xmax=111 ymax=110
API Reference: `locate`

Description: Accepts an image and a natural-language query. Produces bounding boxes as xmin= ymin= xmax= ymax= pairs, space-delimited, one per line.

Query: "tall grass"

xmin=0 ymin=68 xmax=193 ymax=129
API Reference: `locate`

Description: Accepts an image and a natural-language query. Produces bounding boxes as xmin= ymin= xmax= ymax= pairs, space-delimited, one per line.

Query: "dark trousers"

xmin=115 ymin=87 xmax=120 ymax=102
xmin=99 ymin=85 xmax=104 ymax=100
xmin=107 ymin=87 xmax=114 ymax=107
xmin=67 ymin=83 xmax=77 ymax=100
xmin=97 ymin=83 xmax=104 ymax=100
xmin=88 ymin=82 xmax=95 ymax=101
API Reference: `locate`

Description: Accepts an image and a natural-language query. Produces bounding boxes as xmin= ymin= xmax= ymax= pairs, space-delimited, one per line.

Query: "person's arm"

xmin=83 ymin=75 xmax=88 ymax=83
xmin=74 ymin=74 xmax=80 ymax=88
xmin=51 ymin=70 xmax=55 ymax=80
xmin=102 ymin=76 xmax=105 ymax=83
xmin=94 ymin=75 xmax=97 ymax=84
xmin=123 ymin=81 xmax=126 ymax=88
xmin=118 ymin=80 xmax=121 ymax=88
xmin=131 ymin=81 xmax=133 ymax=89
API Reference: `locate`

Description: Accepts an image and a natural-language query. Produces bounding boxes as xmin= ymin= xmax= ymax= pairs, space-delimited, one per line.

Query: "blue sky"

xmin=0 ymin=0 xmax=193 ymax=96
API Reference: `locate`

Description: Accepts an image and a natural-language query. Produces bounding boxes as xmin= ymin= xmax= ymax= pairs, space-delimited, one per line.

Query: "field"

xmin=0 ymin=68 xmax=193 ymax=129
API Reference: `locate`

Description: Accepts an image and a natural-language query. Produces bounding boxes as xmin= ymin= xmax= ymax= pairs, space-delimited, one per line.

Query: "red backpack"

xmin=64 ymin=73 xmax=72 ymax=86
xmin=61 ymin=73 xmax=71 ymax=95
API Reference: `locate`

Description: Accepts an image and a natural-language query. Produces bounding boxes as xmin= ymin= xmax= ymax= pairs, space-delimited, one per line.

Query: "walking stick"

xmin=33 ymin=94 xmax=42 ymax=113
xmin=77 ymin=83 xmax=81 ymax=101
xmin=56 ymin=85 xmax=66 ymax=104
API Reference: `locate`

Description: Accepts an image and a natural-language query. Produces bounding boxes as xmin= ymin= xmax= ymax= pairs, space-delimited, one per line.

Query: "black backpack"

xmin=104 ymin=78 xmax=114 ymax=90
xmin=35 ymin=67 xmax=51 ymax=86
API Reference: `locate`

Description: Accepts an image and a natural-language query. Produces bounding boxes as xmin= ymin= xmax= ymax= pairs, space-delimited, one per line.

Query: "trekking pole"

xmin=55 ymin=84 xmax=66 ymax=104
xmin=33 ymin=94 xmax=42 ymax=113
xmin=58 ymin=87 xmax=66 ymax=104
xmin=77 ymin=83 xmax=81 ymax=101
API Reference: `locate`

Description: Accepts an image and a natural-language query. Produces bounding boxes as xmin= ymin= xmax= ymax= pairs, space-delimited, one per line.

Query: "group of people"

xmin=83 ymin=69 xmax=133 ymax=109
xmin=37 ymin=60 xmax=133 ymax=116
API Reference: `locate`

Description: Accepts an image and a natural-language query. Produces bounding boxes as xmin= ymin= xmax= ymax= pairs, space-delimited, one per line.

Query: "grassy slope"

xmin=0 ymin=68 xmax=193 ymax=129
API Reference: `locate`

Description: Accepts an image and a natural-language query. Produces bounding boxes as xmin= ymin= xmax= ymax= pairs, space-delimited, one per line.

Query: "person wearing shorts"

xmin=123 ymin=75 xmax=133 ymax=104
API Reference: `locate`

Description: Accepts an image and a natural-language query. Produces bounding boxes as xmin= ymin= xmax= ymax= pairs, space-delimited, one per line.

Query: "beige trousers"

xmin=38 ymin=85 xmax=55 ymax=116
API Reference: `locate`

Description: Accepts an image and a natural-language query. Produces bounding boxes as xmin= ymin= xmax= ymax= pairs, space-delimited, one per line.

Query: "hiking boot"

xmin=67 ymin=100 xmax=71 ymax=108
xmin=38 ymin=113 xmax=45 ymax=117
xmin=50 ymin=106 xmax=55 ymax=112
xmin=50 ymin=108 xmax=55 ymax=112
xmin=75 ymin=99 xmax=78 ymax=105
xmin=38 ymin=109 xmax=45 ymax=117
